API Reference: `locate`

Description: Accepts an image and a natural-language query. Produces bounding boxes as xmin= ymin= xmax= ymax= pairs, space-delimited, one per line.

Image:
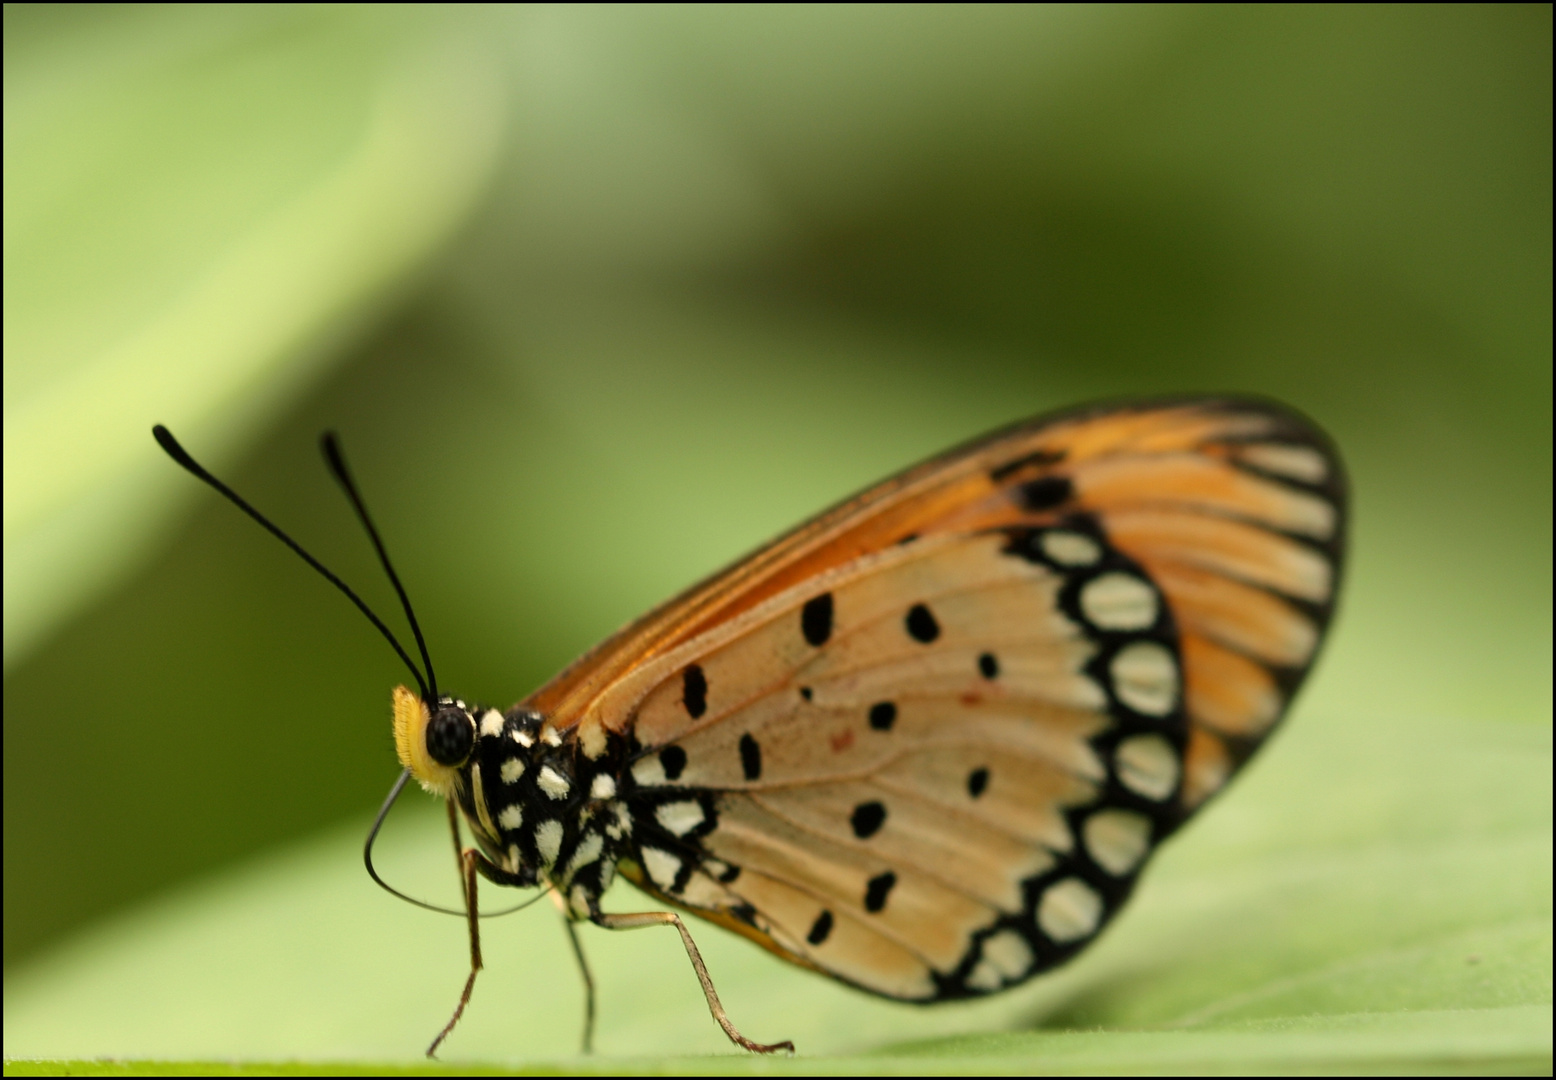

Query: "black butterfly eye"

xmin=426 ymin=706 xmax=474 ymax=765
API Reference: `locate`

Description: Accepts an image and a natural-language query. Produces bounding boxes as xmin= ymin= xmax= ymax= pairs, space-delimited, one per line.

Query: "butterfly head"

xmin=393 ymin=684 xmax=473 ymax=798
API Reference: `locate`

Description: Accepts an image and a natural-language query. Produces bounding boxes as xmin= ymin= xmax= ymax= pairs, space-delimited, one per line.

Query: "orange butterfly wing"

xmin=525 ymin=397 xmax=1345 ymax=999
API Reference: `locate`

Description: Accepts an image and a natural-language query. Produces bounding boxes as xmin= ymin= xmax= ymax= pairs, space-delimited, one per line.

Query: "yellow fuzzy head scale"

xmin=392 ymin=685 xmax=461 ymax=798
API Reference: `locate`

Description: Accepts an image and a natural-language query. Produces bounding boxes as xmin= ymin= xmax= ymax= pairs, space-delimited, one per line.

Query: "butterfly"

xmin=155 ymin=395 xmax=1346 ymax=1056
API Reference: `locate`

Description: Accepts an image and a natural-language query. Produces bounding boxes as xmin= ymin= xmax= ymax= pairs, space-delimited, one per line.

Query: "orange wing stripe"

xmin=1105 ymin=508 xmax=1332 ymax=602
xmin=1072 ymin=453 xmax=1335 ymax=540
xmin=1181 ymin=726 xmax=1233 ymax=809
xmin=1179 ymin=632 xmax=1282 ymax=738
xmin=1146 ymin=560 xmax=1318 ymax=667
xmin=1034 ymin=407 xmax=1274 ymax=461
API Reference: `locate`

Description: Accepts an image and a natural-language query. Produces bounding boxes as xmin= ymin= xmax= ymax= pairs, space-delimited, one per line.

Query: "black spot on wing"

xmin=808 ymin=910 xmax=834 ymax=945
xmin=978 ymin=652 xmax=999 ymax=679
xmin=739 ymin=733 xmax=762 ymax=781
xmin=905 ymin=604 xmax=940 ymax=643
xmin=967 ymin=767 xmax=989 ymax=798
xmin=801 ymin=592 xmax=834 ymax=646
xmin=869 ymin=702 xmax=897 ymax=731
xmin=864 ymin=871 xmax=897 ymax=913
xmin=659 ymin=745 xmax=687 ymax=781
xmin=682 ymin=665 xmax=708 ymax=719
xmin=850 ymin=801 xmax=886 ymax=838
xmin=1018 ymin=475 xmax=1073 ymax=511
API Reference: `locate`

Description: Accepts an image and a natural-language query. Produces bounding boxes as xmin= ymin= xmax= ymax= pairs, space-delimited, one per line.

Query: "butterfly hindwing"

xmin=545 ymin=398 xmax=1345 ymax=1001
xmin=609 ymin=527 xmax=1184 ymax=999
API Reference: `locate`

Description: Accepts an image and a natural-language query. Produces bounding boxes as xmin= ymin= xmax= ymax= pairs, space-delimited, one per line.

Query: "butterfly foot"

xmin=744 ymin=1037 xmax=796 ymax=1056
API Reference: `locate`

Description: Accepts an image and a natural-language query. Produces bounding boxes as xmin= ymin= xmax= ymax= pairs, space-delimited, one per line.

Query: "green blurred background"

xmin=4 ymin=4 xmax=1550 ymax=1069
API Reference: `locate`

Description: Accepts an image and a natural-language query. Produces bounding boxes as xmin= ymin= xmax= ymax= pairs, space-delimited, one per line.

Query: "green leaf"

xmin=2 ymin=6 xmax=505 ymax=668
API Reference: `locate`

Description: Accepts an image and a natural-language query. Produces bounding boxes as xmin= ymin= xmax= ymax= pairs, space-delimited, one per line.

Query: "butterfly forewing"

xmin=534 ymin=398 xmax=1345 ymax=1001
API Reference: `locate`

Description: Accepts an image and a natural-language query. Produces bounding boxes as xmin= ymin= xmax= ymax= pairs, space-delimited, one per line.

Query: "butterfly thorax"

xmin=394 ymin=684 xmax=706 ymax=919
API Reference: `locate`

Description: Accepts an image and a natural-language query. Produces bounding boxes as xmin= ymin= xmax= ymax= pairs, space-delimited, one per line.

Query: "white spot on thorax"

xmin=654 ymin=799 xmax=706 ymax=837
xmin=534 ymin=819 xmax=563 ymax=866
xmin=641 ymin=846 xmax=682 ymax=889
xmin=497 ymin=804 xmax=523 ymax=831
xmin=1081 ymin=573 xmax=1158 ymax=631
xmin=1082 ymin=808 xmax=1153 ymax=875
xmin=479 ymin=709 xmax=505 ymax=738
xmin=565 ymin=831 xmax=604 ymax=880
xmin=590 ymin=774 xmax=617 ymax=800
xmin=540 ymin=727 xmax=563 ymax=747
xmin=1041 ymin=530 xmax=1102 ymax=566
xmin=1037 ymin=877 xmax=1103 ymax=942
xmin=500 ymin=757 xmax=526 ymax=784
xmin=510 ymin=727 xmax=535 ymax=748
xmin=1110 ymin=641 xmax=1179 ymax=716
xmin=605 ymin=801 xmax=633 ymax=840
xmin=537 ymin=765 xmax=571 ymax=800
xmin=1114 ymin=734 xmax=1180 ymax=801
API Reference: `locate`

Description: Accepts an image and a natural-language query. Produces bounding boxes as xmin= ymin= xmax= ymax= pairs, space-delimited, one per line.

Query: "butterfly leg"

xmin=425 ymin=802 xmax=528 ymax=1058
xmin=561 ymin=915 xmax=597 ymax=1054
xmin=425 ymin=842 xmax=486 ymax=1057
xmin=592 ymin=909 xmax=795 ymax=1055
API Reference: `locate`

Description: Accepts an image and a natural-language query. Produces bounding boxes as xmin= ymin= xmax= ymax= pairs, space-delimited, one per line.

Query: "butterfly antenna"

xmin=155 ymin=425 xmax=537 ymax=921
xmin=320 ymin=432 xmax=439 ymax=702
xmin=151 ymin=425 xmax=430 ymax=701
